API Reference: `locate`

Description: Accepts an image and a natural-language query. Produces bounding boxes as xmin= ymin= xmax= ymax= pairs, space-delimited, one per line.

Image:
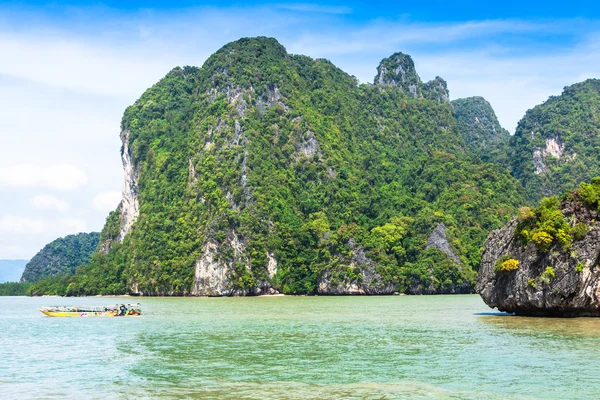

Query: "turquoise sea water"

xmin=1 ymin=295 xmax=598 ymax=399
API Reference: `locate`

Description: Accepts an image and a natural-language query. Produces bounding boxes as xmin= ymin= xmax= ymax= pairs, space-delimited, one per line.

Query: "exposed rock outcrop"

xmin=317 ymin=239 xmax=396 ymax=295
xmin=191 ymin=231 xmax=274 ymax=296
xmin=192 ymin=241 xmax=238 ymax=296
xmin=477 ymin=193 xmax=600 ymax=317
xmin=532 ymin=137 xmax=576 ymax=175
xmin=375 ymin=53 xmax=449 ymax=102
xmin=423 ymin=77 xmax=450 ymax=103
xmin=118 ymin=129 xmax=139 ymax=242
xmin=375 ymin=52 xmax=422 ymax=97
xmin=295 ymin=130 xmax=322 ymax=160
xmin=426 ymin=223 xmax=461 ymax=268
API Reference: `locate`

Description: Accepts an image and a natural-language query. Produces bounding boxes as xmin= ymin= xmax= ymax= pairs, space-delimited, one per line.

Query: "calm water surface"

xmin=1 ymin=295 xmax=598 ymax=399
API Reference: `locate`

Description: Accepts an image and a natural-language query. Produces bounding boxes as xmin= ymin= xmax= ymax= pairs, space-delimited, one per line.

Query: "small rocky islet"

xmin=478 ymin=178 xmax=600 ymax=317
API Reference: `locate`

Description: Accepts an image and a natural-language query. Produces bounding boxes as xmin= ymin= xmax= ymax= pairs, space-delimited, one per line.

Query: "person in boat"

xmin=119 ymin=304 xmax=127 ymax=316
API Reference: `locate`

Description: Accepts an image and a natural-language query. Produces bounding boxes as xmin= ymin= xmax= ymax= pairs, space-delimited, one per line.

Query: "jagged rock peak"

xmin=375 ymin=52 xmax=422 ymax=97
xmin=375 ymin=53 xmax=449 ymax=102
xmin=423 ymin=76 xmax=450 ymax=103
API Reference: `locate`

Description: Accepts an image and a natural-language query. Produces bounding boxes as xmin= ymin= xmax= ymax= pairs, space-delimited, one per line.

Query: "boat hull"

xmin=39 ymin=303 xmax=142 ymax=317
xmin=40 ymin=310 xmax=119 ymax=317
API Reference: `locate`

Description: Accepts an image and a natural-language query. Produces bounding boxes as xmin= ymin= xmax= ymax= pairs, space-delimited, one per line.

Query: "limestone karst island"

xmin=2 ymin=2 xmax=600 ymax=398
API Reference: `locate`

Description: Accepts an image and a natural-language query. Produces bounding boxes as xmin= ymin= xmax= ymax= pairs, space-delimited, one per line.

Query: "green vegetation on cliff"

xmin=21 ymin=232 xmax=100 ymax=282
xmin=453 ymin=83 xmax=600 ymax=206
xmin=452 ymin=96 xmax=511 ymax=166
xmin=515 ymin=178 xmax=600 ymax=254
xmin=45 ymin=37 xmax=525 ymax=296
xmin=510 ymin=79 xmax=600 ymax=202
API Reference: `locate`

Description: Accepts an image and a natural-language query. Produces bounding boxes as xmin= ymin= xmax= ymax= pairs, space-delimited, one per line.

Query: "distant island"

xmin=20 ymin=232 xmax=99 ymax=283
xmin=0 ymin=233 xmax=98 ymax=296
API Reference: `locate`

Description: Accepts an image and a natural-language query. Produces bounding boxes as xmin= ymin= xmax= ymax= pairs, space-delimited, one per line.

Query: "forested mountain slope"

xmin=452 ymin=96 xmax=511 ymax=167
xmin=54 ymin=37 xmax=525 ymax=296
xmin=510 ymin=79 xmax=600 ymax=202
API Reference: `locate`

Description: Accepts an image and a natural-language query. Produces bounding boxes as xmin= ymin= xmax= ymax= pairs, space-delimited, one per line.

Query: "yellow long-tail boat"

xmin=39 ymin=304 xmax=142 ymax=317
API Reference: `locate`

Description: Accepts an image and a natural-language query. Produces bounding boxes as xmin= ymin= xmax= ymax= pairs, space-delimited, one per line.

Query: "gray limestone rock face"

xmin=192 ymin=241 xmax=237 ymax=296
xmin=317 ymin=239 xmax=396 ymax=295
xmin=374 ymin=52 xmax=423 ymax=98
xmin=532 ymin=138 xmax=575 ymax=175
xmin=191 ymin=230 xmax=275 ymax=296
xmin=423 ymin=77 xmax=450 ymax=103
xmin=295 ymin=130 xmax=322 ymax=160
xmin=118 ymin=129 xmax=140 ymax=242
xmin=375 ymin=53 xmax=449 ymax=104
xmin=426 ymin=223 xmax=461 ymax=268
xmin=477 ymin=198 xmax=600 ymax=317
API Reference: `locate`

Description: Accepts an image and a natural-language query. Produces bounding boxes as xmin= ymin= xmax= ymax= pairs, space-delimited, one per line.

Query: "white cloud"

xmin=30 ymin=194 xmax=69 ymax=212
xmin=0 ymin=33 xmax=172 ymax=97
xmin=1 ymin=7 xmax=595 ymax=134
xmin=0 ymin=164 xmax=88 ymax=190
xmin=0 ymin=216 xmax=45 ymax=234
xmin=0 ymin=244 xmax=29 ymax=260
xmin=57 ymin=218 xmax=87 ymax=233
xmin=288 ymin=19 xmax=551 ymax=57
xmin=0 ymin=216 xmax=86 ymax=235
xmin=92 ymin=191 xmax=121 ymax=213
xmin=0 ymin=215 xmax=88 ymax=258
xmin=411 ymin=37 xmax=600 ymax=131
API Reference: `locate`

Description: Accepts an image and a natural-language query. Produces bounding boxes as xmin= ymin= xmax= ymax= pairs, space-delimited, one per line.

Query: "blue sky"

xmin=5 ymin=1 xmax=600 ymax=20
xmin=1 ymin=1 xmax=600 ymax=259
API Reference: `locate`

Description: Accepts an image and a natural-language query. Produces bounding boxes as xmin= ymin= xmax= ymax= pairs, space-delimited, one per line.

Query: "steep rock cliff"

xmin=317 ymin=238 xmax=396 ymax=295
xmin=478 ymin=178 xmax=600 ymax=316
xmin=118 ymin=129 xmax=140 ymax=242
